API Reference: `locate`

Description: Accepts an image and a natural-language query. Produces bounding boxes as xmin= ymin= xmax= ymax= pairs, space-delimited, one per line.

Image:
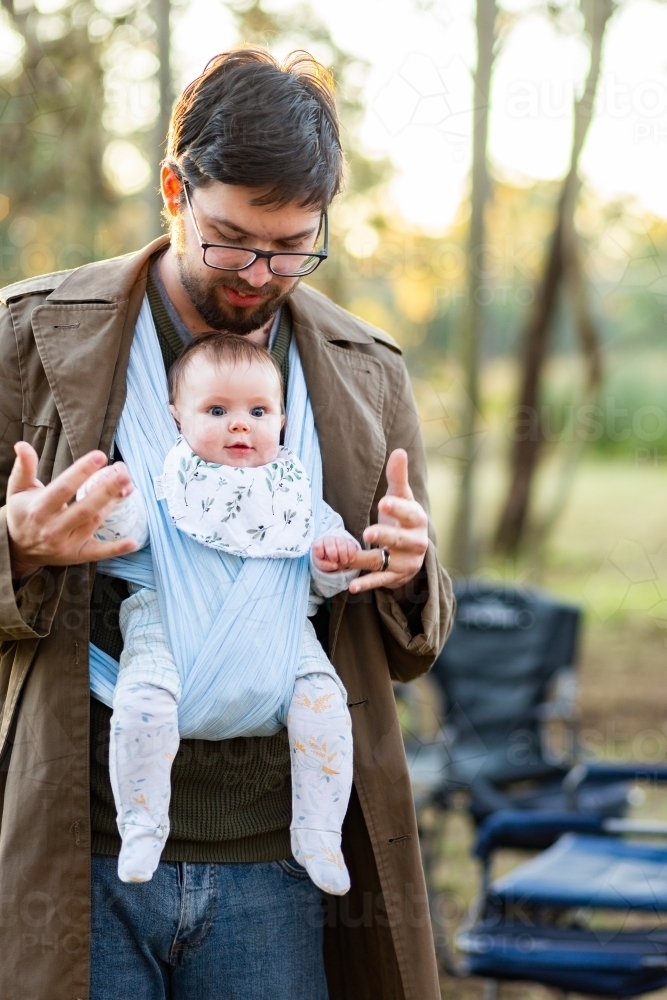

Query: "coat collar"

xmin=26 ymin=239 xmax=395 ymax=534
xmin=288 ymin=284 xmax=395 ymax=537
xmin=27 ymin=238 xmax=167 ymax=461
xmin=45 ymin=236 xmax=170 ymax=303
xmin=289 ymin=282 xmax=400 ymax=351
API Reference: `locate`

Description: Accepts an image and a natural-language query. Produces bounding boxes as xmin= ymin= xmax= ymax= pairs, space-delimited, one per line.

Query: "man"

xmin=0 ymin=48 xmax=453 ymax=1000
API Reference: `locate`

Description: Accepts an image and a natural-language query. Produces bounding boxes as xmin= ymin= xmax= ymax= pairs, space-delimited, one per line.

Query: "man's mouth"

xmin=221 ymin=286 xmax=266 ymax=308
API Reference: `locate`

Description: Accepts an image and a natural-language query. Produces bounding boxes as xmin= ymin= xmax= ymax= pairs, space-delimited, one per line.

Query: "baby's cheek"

xmin=183 ymin=418 xmax=225 ymax=459
xmin=200 ymin=415 xmax=224 ymax=438
xmin=255 ymin=426 xmax=282 ymax=463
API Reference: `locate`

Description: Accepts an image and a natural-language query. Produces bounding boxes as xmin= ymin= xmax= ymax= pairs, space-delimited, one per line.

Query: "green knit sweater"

xmin=89 ymin=269 xmax=296 ymax=862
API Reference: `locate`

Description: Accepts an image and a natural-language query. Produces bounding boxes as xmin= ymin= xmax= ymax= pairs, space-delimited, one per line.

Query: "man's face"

xmin=169 ymin=176 xmax=323 ymax=335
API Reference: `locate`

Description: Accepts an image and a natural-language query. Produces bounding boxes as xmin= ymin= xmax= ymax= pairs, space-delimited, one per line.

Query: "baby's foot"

xmin=290 ymin=828 xmax=350 ymax=896
xmin=117 ymin=825 xmax=166 ymax=883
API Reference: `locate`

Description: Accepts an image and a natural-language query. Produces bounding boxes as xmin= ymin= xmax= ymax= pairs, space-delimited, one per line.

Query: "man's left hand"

xmin=348 ymin=449 xmax=428 ymax=595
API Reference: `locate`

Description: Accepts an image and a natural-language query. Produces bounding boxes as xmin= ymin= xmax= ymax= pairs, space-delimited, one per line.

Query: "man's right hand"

xmin=6 ymin=442 xmax=138 ymax=580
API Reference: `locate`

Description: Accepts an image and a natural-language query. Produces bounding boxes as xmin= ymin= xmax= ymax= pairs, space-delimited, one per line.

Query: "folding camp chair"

xmin=397 ymin=581 xmax=635 ymax=973
xmin=456 ymin=765 xmax=667 ymax=997
xmin=405 ymin=579 xmax=630 ymax=823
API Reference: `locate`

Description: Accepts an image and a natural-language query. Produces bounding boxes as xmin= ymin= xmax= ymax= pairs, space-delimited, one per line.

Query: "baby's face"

xmin=169 ymin=355 xmax=284 ymax=467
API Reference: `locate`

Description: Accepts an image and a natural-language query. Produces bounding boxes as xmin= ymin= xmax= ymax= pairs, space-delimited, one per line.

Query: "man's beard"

xmin=175 ymin=252 xmax=298 ymax=336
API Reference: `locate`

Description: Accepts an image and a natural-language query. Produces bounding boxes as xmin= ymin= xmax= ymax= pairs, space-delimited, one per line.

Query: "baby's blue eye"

xmin=209 ymin=406 xmax=225 ymax=417
xmin=250 ymin=407 xmax=265 ymax=418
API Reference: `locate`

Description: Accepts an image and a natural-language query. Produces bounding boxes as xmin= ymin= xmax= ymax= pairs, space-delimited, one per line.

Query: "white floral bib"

xmin=154 ymin=437 xmax=314 ymax=558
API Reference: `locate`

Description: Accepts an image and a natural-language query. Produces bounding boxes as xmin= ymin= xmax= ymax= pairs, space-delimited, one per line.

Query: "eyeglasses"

xmin=182 ymin=182 xmax=328 ymax=278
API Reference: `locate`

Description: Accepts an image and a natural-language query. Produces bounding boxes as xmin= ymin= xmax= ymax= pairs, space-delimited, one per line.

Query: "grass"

xmin=428 ymin=453 xmax=667 ymax=618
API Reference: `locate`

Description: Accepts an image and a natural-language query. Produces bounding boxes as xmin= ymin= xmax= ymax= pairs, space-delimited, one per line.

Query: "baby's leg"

xmin=110 ymin=682 xmax=179 ymax=883
xmin=288 ymin=619 xmax=353 ymax=895
xmin=110 ymin=586 xmax=181 ymax=883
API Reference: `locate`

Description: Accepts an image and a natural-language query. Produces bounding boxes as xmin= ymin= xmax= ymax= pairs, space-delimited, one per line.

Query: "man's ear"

xmin=161 ymin=164 xmax=183 ymax=218
xmin=169 ymin=403 xmax=181 ymax=430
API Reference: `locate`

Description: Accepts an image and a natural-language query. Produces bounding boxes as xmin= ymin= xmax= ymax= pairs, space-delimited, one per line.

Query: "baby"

xmin=84 ymin=334 xmax=360 ymax=894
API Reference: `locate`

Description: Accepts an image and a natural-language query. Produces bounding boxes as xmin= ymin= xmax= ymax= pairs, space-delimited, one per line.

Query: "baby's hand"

xmin=312 ymin=535 xmax=359 ymax=573
xmin=77 ymin=462 xmax=135 ymax=502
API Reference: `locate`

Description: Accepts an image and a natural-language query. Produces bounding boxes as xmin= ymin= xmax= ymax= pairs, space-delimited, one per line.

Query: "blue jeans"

xmin=90 ymin=855 xmax=329 ymax=1000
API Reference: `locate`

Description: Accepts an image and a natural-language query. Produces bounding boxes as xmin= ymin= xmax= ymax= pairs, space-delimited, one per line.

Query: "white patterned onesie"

xmin=85 ymin=442 xmax=358 ymax=895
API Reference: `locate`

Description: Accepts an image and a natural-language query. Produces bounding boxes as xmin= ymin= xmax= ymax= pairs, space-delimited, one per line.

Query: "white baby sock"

xmin=109 ymin=681 xmax=180 ymax=883
xmin=288 ymin=671 xmax=353 ymax=896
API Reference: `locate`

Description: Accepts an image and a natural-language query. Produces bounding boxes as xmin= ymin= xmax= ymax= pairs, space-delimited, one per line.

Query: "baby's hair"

xmin=168 ymin=332 xmax=283 ymax=404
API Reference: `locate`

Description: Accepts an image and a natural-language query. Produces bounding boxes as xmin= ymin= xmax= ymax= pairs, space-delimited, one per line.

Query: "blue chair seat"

xmin=458 ymin=923 xmax=667 ymax=996
xmin=490 ymin=834 xmax=667 ymax=911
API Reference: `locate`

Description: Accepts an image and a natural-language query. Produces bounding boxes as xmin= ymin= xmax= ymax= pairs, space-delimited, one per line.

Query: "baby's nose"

xmin=229 ymin=415 xmax=250 ymax=431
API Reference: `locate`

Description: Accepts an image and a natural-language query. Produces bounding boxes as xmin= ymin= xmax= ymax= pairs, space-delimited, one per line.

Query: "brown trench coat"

xmin=0 ymin=237 xmax=454 ymax=1000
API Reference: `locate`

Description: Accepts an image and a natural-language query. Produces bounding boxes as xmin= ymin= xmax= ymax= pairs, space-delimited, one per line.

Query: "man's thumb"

xmin=7 ymin=442 xmax=40 ymax=496
xmin=385 ymin=448 xmax=412 ymax=499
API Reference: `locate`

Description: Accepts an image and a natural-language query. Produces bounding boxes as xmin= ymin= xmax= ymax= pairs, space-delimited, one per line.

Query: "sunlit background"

xmin=2 ymin=2 xmax=667 ymax=993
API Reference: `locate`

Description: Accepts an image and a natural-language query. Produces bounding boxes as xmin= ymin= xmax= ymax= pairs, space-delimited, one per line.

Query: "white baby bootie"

xmin=117 ymin=825 xmax=169 ymax=884
xmin=290 ymin=828 xmax=350 ymax=896
xmin=287 ymin=671 xmax=353 ymax=896
xmin=109 ymin=681 xmax=180 ymax=883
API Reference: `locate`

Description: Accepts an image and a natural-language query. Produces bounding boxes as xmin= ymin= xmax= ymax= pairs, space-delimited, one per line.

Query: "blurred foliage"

xmin=1 ymin=0 xmax=667 ymax=472
xmin=0 ymin=0 xmax=165 ymax=282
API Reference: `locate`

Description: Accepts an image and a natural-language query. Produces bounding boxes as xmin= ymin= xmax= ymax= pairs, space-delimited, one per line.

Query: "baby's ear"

xmin=169 ymin=404 xmax=181 ymax=430
xmin=280 ymin=414 xmax=286 ymax=429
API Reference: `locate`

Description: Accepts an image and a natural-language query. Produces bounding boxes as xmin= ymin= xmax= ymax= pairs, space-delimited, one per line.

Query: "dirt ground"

xmin=579 ymin=619 xmax=667 ymax=740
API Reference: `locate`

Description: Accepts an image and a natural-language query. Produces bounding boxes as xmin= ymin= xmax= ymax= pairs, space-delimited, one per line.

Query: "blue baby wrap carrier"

xmin=89 ymin=298 xmax=324 ymax=739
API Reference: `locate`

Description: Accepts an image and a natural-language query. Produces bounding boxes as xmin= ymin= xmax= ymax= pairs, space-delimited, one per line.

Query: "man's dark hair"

xmin=166 ymin=47 xmax=344 ymax=210
xmin=168 ymin=332 xmax=283 ymax=405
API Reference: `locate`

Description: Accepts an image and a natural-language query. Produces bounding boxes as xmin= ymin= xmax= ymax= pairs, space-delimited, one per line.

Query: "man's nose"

xmin=239 ymin=257 xmax=273 ymax=287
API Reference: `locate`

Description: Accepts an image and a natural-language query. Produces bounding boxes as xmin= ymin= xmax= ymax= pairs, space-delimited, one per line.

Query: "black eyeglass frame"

xmin=182 ymin=182 xmax=328 ymax=277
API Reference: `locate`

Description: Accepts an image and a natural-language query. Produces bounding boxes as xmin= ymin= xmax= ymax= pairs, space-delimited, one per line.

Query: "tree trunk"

xmin=150 ymin=0 xmax=173 ymax=238
xmin=493 ymin=0 xmax=614 ymax=557
xmin=523 ymin=205 xmax=604 ymax=565
xmin=448 ymin=0 xmax=498 ymax=574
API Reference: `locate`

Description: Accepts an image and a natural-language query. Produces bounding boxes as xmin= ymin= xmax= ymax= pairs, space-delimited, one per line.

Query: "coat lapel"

xmin=291 ymin=287 xmax=387 ymax=541
xmin=31 ymin=301 xmax=126 ymax=461
xmin=28 ymin=238 xmax=167 ymax=460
